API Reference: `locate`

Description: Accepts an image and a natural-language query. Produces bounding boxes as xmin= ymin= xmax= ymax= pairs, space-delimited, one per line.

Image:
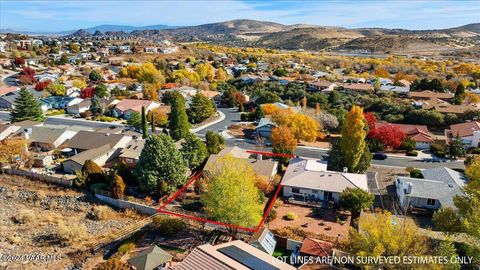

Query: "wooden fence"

xmin=2 ymin=168 xmax=73 ymax=187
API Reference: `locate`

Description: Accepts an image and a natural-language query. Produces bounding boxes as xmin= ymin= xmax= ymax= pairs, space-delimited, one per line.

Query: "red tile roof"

xmin=163 ymin=82 xmax=179 ymax=89
xmin=300 ymin=238 xmax=333 ymax=257
xmin=0 ymin=86 xmax=18 ymax=96
xmin=115 ymin=99 xmax=156 ymax=113
xmin=449 ymin=121 xmax=480 ymax=138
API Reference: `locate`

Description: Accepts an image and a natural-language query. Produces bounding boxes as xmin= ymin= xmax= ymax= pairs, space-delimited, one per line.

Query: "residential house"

xmin=445 ymin=121 xmax=480 ymax=148
xmin=66 ymin=87 xmax=81 ymax=98
xmin=41 ymin=96 xmax=83 ymax=110
xmin=255 ymin=117 xmax=277 ymax=138
xmin=0 ymin=89 xmax=48 ymax=110
xmin=66 ymin=99 xmax=91 ymax=114
xmin=379 ymin=85 xmax=410 ymax=94
xmin=17 ymin=126 xmax=77 ymax=151
xmin=60 ymin=130 xmax=132 ymax=153
xmin=342 ymin=83 xmax=374 ymax=92
xmin=0 ymin=123 xmax=20 ymax=141
xmin=396 ymin=167 xmax=468 ymax=212
xmin=127 ymin=245 xmax=173 ymax=270
xmin=398 ymin=79 xmax=412 ymax=87
xmin=34 ymin=72 xmax=59 ymax=82
xmin=308 ymin=81 xmax=337 ymax=92
xmin=113 ymin=99 xmax=160 ymax=119
xmin=0 ymin=86 xmax=19 ymax=96
xmin=119 ymin=138 xmax=145 ymax=168
xmin=62 ymin=144 xmax=119 ymax=174
xmin=249 ymin=228 xmax=277 ymax=255
xmin=375 ymin=122 xmax=433 ymax=150
xmin=176 ymin=240 xmax=295 ymax=270
xmin=281 ymin=158 xmax=369 ymax=205
xmin=204 ymin=146 xmax=278 ymax=182
xmin=408 ymin=90 xmax=454 ymax=102
xmin=300 ymin=238 xmax=333 ymax=259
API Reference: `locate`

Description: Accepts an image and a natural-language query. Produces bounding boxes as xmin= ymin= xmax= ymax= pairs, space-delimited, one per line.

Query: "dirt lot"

xmin=0 ymin=175 xmax=138 ymax=269
xmin=267 ymin=202 xmax=350 ymax=242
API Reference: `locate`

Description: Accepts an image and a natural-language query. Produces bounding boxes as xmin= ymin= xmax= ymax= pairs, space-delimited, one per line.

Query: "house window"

xmin=292 ymin=188 xmax=300 ymax=194
xmin=324 ymin=191 xmax=333 ymax=201
xmin=312 ymin=190 xmax=318 ymax=194
xmin=426 ymin=199 xmax=436 ymax=206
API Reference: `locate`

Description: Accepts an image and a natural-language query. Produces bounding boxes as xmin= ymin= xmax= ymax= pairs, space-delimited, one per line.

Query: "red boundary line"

xmin=245 ymin=150 xmax=294 ymax=158
xmin=157 ymin=171 xmax=282 ymax=233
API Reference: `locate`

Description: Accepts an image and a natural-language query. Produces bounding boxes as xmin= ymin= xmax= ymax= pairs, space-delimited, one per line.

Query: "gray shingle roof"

xmin=127 ymin=245 xmax=172 ymax=270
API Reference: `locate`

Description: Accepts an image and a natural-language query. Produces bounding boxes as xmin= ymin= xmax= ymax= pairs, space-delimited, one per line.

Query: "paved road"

xmin=195 ymin=107 xmax=241 ymax=137
xmin=0 ymin=110 xmax=466 ymax=169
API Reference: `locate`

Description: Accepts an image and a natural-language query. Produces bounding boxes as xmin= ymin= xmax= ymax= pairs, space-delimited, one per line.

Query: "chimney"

xmin=342 ymin=167 xmax=348 ymax=173
xmin=405 ymin=182 xmax=413 ymax=194
xmin=23 ymin=128 xmax=32 ymax=140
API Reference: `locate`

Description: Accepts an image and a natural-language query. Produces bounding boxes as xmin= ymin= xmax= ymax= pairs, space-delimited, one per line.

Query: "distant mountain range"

xmin=3 ymin=19 xmax=480 ymax=53
xmin=0 ymin=24 xmax=178 ymax=35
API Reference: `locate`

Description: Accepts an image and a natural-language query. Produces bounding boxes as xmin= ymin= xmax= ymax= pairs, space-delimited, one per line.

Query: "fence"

xmin=94 ymin=188 xmax=161 ymax=207
xmin=2 ymin=168 xmax=73 ymax=187
xmin=94 ymin=189 xmax=159 ymax=215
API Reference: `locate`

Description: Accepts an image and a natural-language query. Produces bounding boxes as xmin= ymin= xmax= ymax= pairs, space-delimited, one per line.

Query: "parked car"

xmin=373 ymin=152 xmax=388 ymax=160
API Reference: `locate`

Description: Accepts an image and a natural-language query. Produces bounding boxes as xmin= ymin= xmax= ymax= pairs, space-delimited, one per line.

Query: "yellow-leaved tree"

xmin=271 ymin=125 xmax=297 ymax=163
xmin=196 ymin=62 xmax=215 ymax=82
xmin=340 ymin=105 xmax=368 ymax=173
xmin=202 ymin=155 xmax=263 ymax=231
xmin=349 ymin=210 xmax=429 ymax=269
xmin=271 ymin=109 xmax=319 ymax=142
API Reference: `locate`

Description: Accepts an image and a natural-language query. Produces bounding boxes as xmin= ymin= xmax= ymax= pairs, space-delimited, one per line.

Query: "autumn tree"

xmin=348 ymin=210 xmax=428 ymax=269
xmin=340 ymin=105 xmax=369 ymax=173
xmin=137 ymin=62 xmax=165 ymax=84
xmin=0 ymin=138 xmax=29 ymax=164
xmin=34 ymin=80 xmax=51 ymax=91
xmin=168 ymin=94 xmax=191 ymax=140
xmin=134 ymin=134 xmax=187 ymax=195
xmin=465 ymin=155 xmax=480 ymax=183
xmin=216 ymin=67 xmax=228 ymax=82
xmin=10 ymin=88 xmax=44 ymax=123
xmin=201 ymin=155 xmax=263 ymax=230
xmin=363 ymin=112 xmax=376 ymax=130
xmin=147 ymin=107 xmax=168 ymax=127
xmin=271 ymin=125 xmax=297 ymax=163
xmin=142 ymin=82 xmax=160 ymax=101
xmin=436 ymin=238 xmax=461 ymax=270
xmin=196 ymin=62 xmax=215 ymax=82
xmin=271 ymin=109 xmax=319 ymax=142
xmin=46 ymin=83 xmax=66 ymax=96
xmin=368 ymin=125 xmax=405 ymax=149
xmin=110 ymin=173 xmax=126 ymax=199
xmin=82 ymin=160 xmax=106 ymax=185
xmin=72 ymin=79 xmax=87 ymax=89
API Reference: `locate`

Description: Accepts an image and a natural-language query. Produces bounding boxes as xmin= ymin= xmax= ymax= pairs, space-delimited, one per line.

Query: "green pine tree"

xmin=449 ymin=134 xmax=466 ymax=159
xmin=134 ymin=134 xmax=187 ymax=195
xmin=168 ymin=94 xmax=190 ymax=140
xmin=181 ymin=134 xmax=208 ymax=169
xmin=10 ymin=88 xmax=45 ymax=123
xmin=141 ymin=106 xmax=148 ymax=139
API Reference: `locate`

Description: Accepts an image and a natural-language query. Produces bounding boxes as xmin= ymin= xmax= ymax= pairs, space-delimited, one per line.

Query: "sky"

xmin=1 ymin=0 xmax=479 ymax=32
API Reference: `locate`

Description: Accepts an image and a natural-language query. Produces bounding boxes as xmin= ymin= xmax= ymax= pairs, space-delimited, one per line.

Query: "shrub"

xmin=430 ymin=144 xmax=446 ymax=158
xmin=410 ymin=169 xmax=423 ymax=178
xmin=406 ymin=150 xmax=418 ymax=156
xmin=57 ymin=220 xmax=88 ymax=243
xmin=94 ymin=257 xmax=130 ymax=270
xmin=98 ymin=116 xmax=116 ymax=122
xmin=284 ymin=212 xmax=297 ymax=221
xmin=266 ymin=208 xmax=277 ymax=222
xmin=118 ymin=242 xmax=135 ymax=254
xmin=153 ymin=216 xmax=186 ymax=236
xmin=468 ymin=147 xmax=480 ymax=155
xmin=312 ymin=208 xmax=325 ymax=218
xmin=181 ymin=200 xmax=203 ymax=212
xmin=90 ymin=205 xmax=113 ymax=220
xmin=255 ymin=176 xmax=274 ymax=195
xmin=400 ymin=137 xmax=416 ymax=152
xmin=13 ymin=209 xmax=35 ymax=224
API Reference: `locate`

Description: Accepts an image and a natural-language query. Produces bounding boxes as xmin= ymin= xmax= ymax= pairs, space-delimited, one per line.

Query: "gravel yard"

xmin=0 ymin=175 xmax=138 ymax=269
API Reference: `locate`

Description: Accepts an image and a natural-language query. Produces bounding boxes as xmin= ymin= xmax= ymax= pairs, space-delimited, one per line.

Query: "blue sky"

xmin=1 ymin=0 xmax=479 ymax=32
